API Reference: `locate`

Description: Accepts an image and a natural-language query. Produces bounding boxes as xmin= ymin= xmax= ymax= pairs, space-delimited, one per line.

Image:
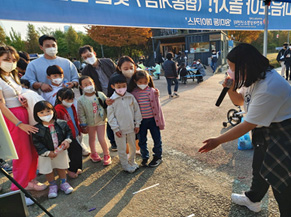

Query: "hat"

xmin=39 ymin=35 xmax=56 ymax=46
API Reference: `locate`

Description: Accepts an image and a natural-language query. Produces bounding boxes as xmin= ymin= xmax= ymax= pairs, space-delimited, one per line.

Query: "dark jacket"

xmin=178 ymin=67 xmax=188 ymax=77
xmin=162 ymin=60 xmax=177 ymax=78
xmin=276 ymin=48 xmax=286 ymax=62
xmin=81 ymin=58 xmax=116 ymax=93
xmin=32 ymin=120 xmax=72 ymax=156
xmin=284 ymin=49 xmax=291 ymax=65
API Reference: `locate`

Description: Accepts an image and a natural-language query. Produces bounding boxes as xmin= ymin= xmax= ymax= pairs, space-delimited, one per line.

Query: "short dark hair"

xmin=110 ymin=73 xmax=127 ymax=85
xmin=20 ymin=79 xmax=30 ymax=88
xmin=33 ymin=101 xmax=57 ymax=124
xmin=227 ymin=43 xmax=271 ymax=90
xmin=39 ymin=35 xmax=56 ymax=46
xmin=166 ymin=52 xmax=173 ymax=60
xmin=18 ymin=51 xmax=30 ymax=62
xmin=46 ymin=65 xmax=64 ymax=76
xmin=55 ymin=87 xmax=75 ymax=106
xmin=79 ymin=45 xmax=94 ymax=56
xmin=17 ymin=57 xmax=28 ymax=71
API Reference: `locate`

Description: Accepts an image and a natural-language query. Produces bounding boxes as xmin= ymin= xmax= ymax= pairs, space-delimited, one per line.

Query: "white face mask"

xmin=62 ymin=100 xmax=73 ymax=108
xmin=45 ymin=47 xmax=58 ymax=57
xmin=52 ymin=78 xmax=63 ymax=85
xmin=122 ymin=69 xmax=134 ymax=78
xmin=227 ymin=68 xmax=235 ymax=80
xmin=115 ymin=87 xmax=127 ymax=96
xmin=39 ymin=114 xmax=53 ymax=123
xmin=1 ymin=61 xmax=17 ymax=73
xmin=83 ymin=85 xmax=95 ymax=93
xmin=137 ymin=84 xmax=148 ymax=90
xmin=84 ymin=54 xmax=97 ymax=65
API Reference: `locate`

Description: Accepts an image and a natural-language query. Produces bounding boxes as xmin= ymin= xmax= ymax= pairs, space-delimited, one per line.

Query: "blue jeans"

xmin=211 ymin=61 xmax=217 ymax=72
xmin=139 ymin=117 xmax=162 ymax=160
xmin=166 ymin=77 xmax=178 ymax=95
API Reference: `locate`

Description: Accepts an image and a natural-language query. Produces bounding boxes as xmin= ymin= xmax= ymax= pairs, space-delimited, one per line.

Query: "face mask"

xmin=52 ymin=78 xmax=63 ymax=85
xmin=122 ymin=69 xmax=134 ymax=78
xmin=62 ymin=100 xmax=73 ymax=108
xmin=227 ymin=68 xmax=235 ymax=80
xmin=1 ymin=61 xmax=17 ymax=73
xmin=83 ymin=85 xmax=95 ymax=93
xmin=115 ymin=87 xmax=127 ymax=96
xmin=45 ymin=47 xmax=58 ymax=57
xmin=39 ymin=114 xmax=53 ymax=123
xmin=196 ymin=61 xmax=200 ymax=64
xmin=137 ymin=84 xmax=148 ymax=90
xmin=84 ymin=54 xmax=97 ymax=65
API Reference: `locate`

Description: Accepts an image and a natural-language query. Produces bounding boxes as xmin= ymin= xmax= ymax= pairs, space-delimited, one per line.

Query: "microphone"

xmin=215 ymin=79 xmax=233 ymax=107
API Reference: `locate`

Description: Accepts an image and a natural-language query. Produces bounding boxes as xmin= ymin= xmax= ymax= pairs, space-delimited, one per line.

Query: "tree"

xmin=38 ymin=26 xmax=54 ymax=36
xmin=86 ymin=26 xmax=152 ymax=57
xmin=5 ymin=28 xmax=25 ymax=51
xmin=0 ymin=26 xmax=6 ymax=45
xmin=53 ymin=30 xmax=68 ymax=58
xmin=65 ymin=26 xmax=82 ymax=59
xmin=26 ymin=23 xmax=41 ymax=53
xmin=228 ymin=31 xmax=262 ymax=44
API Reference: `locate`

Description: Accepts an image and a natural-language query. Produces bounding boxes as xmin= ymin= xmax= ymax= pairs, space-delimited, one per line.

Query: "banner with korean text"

xmin=0 ymin=0 xmax=290 ymax=30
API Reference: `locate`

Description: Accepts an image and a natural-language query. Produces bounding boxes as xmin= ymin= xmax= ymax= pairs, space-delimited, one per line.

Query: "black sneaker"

xmin=141 ymin=159 xmax=148 ymax=167
xmin=111 ymin=144 xmax=117 ymax=152
xmin=149 ymin=157 xmax=162 ymax=167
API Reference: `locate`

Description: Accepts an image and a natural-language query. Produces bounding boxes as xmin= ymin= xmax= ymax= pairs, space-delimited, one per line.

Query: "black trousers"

xmin=106 ymin=123 xmax=116 ymax=147
xmin=245 ymin=129 xmax=291 ymax=217
xmin=67 ymin=138 xmax=83 ymax=173
xmin=285 ymin=63 xmax=291 ymax=80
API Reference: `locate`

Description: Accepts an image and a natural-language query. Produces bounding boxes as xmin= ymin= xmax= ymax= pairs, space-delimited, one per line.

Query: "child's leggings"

xmin=67 ymin=138 xmax=82 ymax=173
xmin=114 ymin=132 xmax=136 ymax=169
xmin=88 ymin=125 xmax=109 ymax=156
xmin=4 ymin=107 xmax=38 ymax=190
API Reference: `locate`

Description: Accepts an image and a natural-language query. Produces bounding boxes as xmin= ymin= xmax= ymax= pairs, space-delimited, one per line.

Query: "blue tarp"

xmin=0 ymin=0 xmax=290 ymax=30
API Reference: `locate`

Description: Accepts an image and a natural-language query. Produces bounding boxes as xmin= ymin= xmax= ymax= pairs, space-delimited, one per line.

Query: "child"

xmin=77 ymin=76 xmax=111 ymax=166
xmin=41 ymin=65 xmax=65 ymax=105
xmin=130 ymin=70 xmax=165 ymax=167
xmin=107 ymin=74 xmax=142 ymax=173
xmin=55 ymin=88 xmax=83 ymax=178
xmin=32 ymin=101 xmax=74 ymax=199
xmin=178 ymin=62 xmax=188 ymax=84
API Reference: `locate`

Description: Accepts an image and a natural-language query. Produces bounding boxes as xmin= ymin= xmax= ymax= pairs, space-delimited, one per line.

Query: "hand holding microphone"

xmin=215 ymin=69 xmax=234 ymax=107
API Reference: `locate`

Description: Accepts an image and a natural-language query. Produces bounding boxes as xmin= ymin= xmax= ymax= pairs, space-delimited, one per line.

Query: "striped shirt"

xmin=136 ymin=87 xmax=153 ymax=119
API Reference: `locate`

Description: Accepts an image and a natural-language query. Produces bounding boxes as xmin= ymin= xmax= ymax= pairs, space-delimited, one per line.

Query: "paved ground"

xmin=0 ymin=66 xmax=281 ymax=217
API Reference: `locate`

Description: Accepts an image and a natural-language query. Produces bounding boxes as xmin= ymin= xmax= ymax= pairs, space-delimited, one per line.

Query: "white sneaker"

xmin=231 ymin=193 xmax=262 ymax=212
xmin=123 ymin=165 xmax=137 ymax=173
xmin=25 ymin=196 xmax=34 ymax=206
xmin=82 ymin=147 xmax=91 ymax=156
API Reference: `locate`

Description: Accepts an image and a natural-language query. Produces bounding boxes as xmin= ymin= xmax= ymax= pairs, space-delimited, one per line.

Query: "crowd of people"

xmin=0 ymin=35 xmax=165 ymax=206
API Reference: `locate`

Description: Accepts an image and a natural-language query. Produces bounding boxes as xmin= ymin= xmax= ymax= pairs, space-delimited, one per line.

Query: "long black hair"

xmin=227 ymin=43 xmax=273 ymax=90
xmin=33 ymin=101 xmax=57 ymax=124
xmin=116 ymin=56 xmax=136 ymax=73
xmin=55 ymin=87 xmax=75 ymax=106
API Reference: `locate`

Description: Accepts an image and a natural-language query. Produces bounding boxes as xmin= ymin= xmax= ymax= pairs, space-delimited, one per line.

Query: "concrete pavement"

xmin=0 ymin=66 xmax=280 ymax=217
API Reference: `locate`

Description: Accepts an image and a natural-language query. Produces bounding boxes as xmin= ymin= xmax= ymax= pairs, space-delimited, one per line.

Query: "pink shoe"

xmin=25 ymin=179 xmax=47 ymax=191
xmin=60 ymin=182 xmax=73 ymax=194
xmin=67 ymin=170 xmax=78 ymax=179
xmin=103 ymin=155 xmax=112 ymax=166
xmin=90 ymin=152 xmax=102 ymax=162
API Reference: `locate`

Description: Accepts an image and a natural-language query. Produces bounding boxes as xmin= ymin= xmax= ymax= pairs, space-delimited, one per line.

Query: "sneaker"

xmin=25 ymin=179 xmax=47 ymax=191
xmin=67 ymin=170 xmax=78 ymax=179
xmin=169 ymin=95 xmax=173 ymax=99
xmin=141 ymin=159 xmax=148 ymax=167
xmin=103 ymin=155 xmax=112 ymax=166
xmin=0 ymin=162 xmax=12 ymax=173
xmin=173 ymin=93 xmax=179 ymax=97
xmin=90 ymin=152 xmax=102 ymax=162
xmin=60 ymin=182 xmax=73 ymax=195
xmin=111 ymin=144 xmax=118 ymax=152
xmin=48 ymin=185 xmax=58 ymax=199
xmin=231 ymin=193 xmax=262 ymax=213
xmin=123 ymin=165 xmax=137 ymax=173
xmin=149 ymin=157 xmax=162 ymax=167
xmin=25 ymin=196 xmax=34 ymax=206
xmin=82 ymin=148 xmax=91 ymax=156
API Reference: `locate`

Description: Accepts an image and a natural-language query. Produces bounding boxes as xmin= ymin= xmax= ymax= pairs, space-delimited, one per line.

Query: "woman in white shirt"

xmin=0 ymin=45 xmax=46 ymax=206
xmin=199 ymin=43 xmax=291 ymax=216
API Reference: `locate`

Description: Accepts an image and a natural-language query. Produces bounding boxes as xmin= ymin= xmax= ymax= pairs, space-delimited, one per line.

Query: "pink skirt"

xmin=4 ymin=106 xmax=38 ymax=190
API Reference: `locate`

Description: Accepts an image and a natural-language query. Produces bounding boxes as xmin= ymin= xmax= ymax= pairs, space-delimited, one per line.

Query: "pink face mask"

xmin=227 ymin=68 xmax=235 ymax=80
xmin=115 ymin=87 xmax=127 ymax=96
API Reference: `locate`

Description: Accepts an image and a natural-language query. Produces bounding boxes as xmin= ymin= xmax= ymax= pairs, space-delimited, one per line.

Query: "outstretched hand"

xmin=198 ymin=138 xmax=220 ymax=153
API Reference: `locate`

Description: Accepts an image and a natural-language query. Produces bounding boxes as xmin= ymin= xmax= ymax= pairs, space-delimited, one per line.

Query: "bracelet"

xmin=15 ymin=121 xmax=22 ymax=127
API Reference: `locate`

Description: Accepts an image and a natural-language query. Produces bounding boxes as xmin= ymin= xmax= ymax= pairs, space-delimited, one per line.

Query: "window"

xmin=189 ymin=42 xmax=210 ymax=53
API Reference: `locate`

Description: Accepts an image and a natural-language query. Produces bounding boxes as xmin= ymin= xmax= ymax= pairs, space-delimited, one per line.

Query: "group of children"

xmin=30 ymin=56 xmax=165 ymax=199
